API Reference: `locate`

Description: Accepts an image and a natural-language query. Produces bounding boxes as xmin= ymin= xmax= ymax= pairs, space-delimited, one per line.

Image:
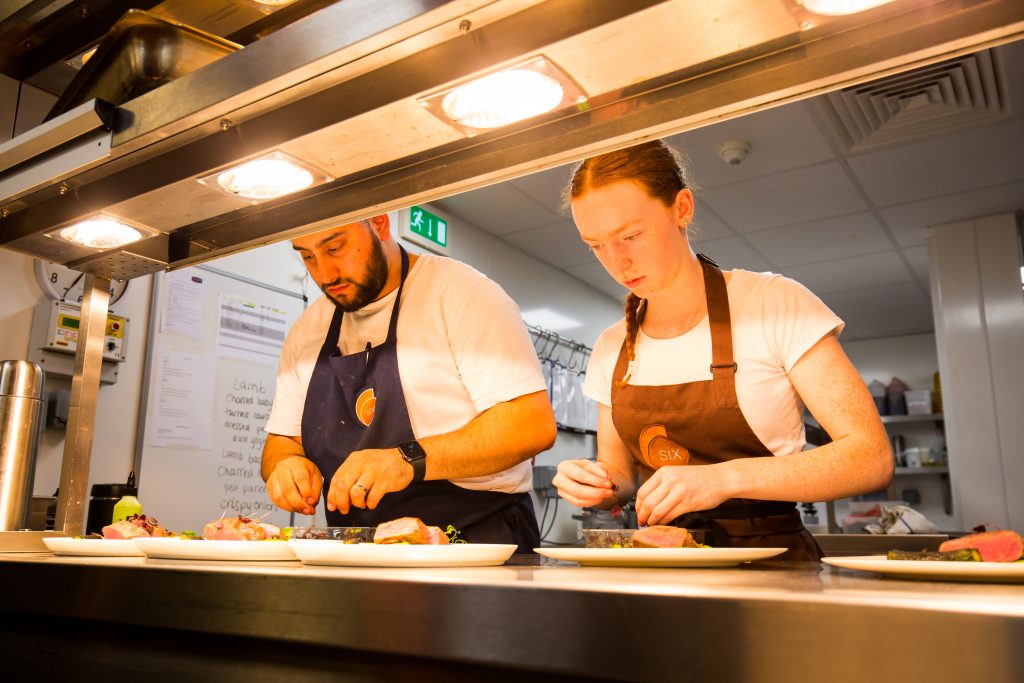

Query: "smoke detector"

xmin=718 ymin=140 xmax=751 ymax=165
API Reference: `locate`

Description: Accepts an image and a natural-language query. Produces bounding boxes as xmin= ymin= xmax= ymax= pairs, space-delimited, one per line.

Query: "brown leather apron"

xmin=610 ymin=254 xmax=823 ymax=562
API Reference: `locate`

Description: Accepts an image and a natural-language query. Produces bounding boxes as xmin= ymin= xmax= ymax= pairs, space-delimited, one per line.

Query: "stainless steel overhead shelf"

xmin=1 ymin=0 xmax=1022 ymax=279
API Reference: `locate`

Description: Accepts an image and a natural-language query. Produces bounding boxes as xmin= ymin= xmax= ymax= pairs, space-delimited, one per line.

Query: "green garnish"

xmin=280 ymin=527 xmax=293 ymax=540
xmin=178 ymin=530 xmax=197 ymax=540
xmin=444 ymin=524 xmax=467 ymax=544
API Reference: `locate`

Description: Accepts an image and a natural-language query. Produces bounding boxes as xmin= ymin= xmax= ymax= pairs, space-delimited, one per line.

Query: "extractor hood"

xmin=0 ymin=0 xmax=1022 ymax=280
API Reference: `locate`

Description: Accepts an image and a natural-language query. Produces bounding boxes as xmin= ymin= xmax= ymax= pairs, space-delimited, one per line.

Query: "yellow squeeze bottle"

xmin=112 ymin=495 xmax=142 ymax=523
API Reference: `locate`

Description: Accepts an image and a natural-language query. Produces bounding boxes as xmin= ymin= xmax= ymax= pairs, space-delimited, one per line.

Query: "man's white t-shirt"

xmin=583 ymin=270 xmax=844 ymax=457
xmin=266 ymin=254 xmax=546 ymax=494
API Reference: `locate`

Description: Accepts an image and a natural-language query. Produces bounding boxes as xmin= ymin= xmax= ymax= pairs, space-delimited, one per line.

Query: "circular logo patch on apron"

xmin=355 ymin=387 xmax=376 ymax=426
xmin=639 ymin=424 xmax=691 ymax=469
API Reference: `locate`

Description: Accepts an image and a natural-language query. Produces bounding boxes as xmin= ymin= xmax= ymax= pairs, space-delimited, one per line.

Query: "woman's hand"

xmin=553 ymin=459 xmax=617 ymax=508
xmin=635 ymin=464 xmax=733 ymax=526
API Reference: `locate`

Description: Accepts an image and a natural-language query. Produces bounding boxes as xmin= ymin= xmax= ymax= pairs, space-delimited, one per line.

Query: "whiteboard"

xmin=135 ymin=264 xmax=315 ymax=534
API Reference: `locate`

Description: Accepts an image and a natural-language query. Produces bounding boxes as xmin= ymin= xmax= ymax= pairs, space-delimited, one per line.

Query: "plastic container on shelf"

xmin=905 ymin=390 xmax=933 ymax=415
xmin=902 ymin=447 xmax=930 ymax=467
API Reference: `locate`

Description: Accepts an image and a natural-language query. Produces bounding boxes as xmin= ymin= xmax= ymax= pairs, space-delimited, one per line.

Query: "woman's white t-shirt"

xmin=583 ymin=270 xmax=844 ymax=457
xmin=266 ymin=254 xmax=546 ymax=494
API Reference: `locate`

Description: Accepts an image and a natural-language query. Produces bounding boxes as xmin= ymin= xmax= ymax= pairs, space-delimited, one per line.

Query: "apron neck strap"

xmin=323 ymin=245 xmax=411 ymax=349
xmin=697 ymin=253 xmax=737 ymax=379
xmin=386 ymin=246 xmax=410 ymax=341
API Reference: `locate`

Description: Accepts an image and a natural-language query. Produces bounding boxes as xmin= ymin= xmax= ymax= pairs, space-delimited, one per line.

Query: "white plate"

xmin=535 ymin=547 xmax=787 ymax=567
xmin=133 ymin=537 xmax=298 ymax=561
xmin=823 ymin=555 xmax=1024 ymax=583
xmin=43 ymin=537 xmax=145 ymax=557
xmin=290 ymin=540 xmax=517 ymax=567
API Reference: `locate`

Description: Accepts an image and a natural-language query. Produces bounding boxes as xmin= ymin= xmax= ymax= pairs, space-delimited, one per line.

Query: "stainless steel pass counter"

xmin=0 ymin=552 xmax=1021 ymax=682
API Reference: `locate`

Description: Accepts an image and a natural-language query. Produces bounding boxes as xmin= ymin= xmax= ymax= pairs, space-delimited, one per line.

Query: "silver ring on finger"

xmin=352 ymin=481 xmax=368 ymax=493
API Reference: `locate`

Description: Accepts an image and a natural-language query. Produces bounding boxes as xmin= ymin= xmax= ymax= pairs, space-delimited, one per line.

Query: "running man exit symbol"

xmin=409 ymin=206 xmax=448 ymax=247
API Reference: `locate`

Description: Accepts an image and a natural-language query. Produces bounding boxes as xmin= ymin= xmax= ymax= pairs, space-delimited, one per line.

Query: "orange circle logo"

xmin=638 ymin=423 xmax=690 ymax=469
xmin=355 ymin=388 xmax=376 ymax=426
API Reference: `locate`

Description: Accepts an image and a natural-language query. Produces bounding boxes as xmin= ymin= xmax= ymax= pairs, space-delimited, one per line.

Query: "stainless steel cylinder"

xmin=0 ymin=360 xmax=45 ymax=531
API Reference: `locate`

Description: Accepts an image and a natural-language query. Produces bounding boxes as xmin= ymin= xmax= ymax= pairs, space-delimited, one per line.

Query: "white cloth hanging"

xmin=550 ymin=361 xmax=570 ymax=427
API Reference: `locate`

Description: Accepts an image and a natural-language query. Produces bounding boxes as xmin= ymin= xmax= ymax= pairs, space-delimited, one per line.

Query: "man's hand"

xmin=327 ymin=448 xmax=414 ymax=514
xmin=266 ymin=456 xmax=323 ymax=515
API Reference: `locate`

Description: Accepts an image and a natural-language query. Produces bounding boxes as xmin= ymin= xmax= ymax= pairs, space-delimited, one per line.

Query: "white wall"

xmin=930 ymin=212 xmax=1024 ymax=531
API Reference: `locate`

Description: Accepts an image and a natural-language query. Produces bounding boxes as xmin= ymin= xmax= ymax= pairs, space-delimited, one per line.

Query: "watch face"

xmin=34 ymin=259 xmax=129 ymax=305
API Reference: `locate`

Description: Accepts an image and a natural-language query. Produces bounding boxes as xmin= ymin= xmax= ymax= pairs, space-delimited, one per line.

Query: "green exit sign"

xmin=409 ymin=206 xmax=447 ymax=247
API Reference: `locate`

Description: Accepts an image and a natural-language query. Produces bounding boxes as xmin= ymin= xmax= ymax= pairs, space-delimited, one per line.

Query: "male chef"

xmin=261 ymin=213 xmax=555 ymax=550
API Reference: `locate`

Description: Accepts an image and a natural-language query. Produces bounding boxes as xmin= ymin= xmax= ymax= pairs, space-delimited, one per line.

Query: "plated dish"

xmin=43 ymin=537 xmax=145 ymax=557
xmin=133 ymin=537 xmax=298 ymax=561
xmin=535 ymin=547 xmax=787 ymax=568
xmin=823 ymin=555 xmax=1024 ymax=583
xmin=290 ymin=540 xmax=516 ymax=567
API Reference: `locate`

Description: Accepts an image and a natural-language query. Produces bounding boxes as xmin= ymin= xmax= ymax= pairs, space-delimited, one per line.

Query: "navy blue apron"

xmin=300 ymin=248 xmax=540 ymax=552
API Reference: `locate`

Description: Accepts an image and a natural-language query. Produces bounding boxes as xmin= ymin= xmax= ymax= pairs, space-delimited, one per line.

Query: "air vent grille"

xmin=813 ymin=49 xmax=1010 ymax=153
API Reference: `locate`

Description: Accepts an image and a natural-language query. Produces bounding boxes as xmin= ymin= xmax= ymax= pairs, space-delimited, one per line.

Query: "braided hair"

xmin=563 ymin=140 xmax=691 ymax=386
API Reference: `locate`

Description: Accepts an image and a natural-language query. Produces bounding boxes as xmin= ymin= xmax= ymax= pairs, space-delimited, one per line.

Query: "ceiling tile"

xmin=501 ymin=220 xmax=594 ymax=269
xmin=847 ymin=119 xmax=1024 ymax=207
xmin=434 ymin=182 xmax=561 ymax=236
xmin=701 ymin=161 xmax=868 ymax=232
xmin=821 ymin=283 xmax=934 ymax=339
xmin=666 ymin=100 xmax=836 ymax=189
xmin=693 ymin=236 xmax=774 ymax=272
xmin=508 ymin=164 xmax=574 ymax=216
xmin=782 ymin=251 xmax=913 ymax=295
xmin=880 ymin=180 xmax=1024 ymax=247
xmin=902 ymin=245 xmax=931 ymax=283
xmin=745 ymin=212 xmax=894 ymax=267
xmin=565 ymin=261 xmax=628 ymax=301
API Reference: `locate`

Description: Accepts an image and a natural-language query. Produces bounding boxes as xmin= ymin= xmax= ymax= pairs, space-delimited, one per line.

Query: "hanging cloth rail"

xmin=525 ymin=323 xmax=596 ymax=434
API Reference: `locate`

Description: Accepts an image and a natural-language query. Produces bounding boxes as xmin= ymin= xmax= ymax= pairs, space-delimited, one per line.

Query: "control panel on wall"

xmin=38 ymin=301 xmax=129 ymax=361
xmin=28 ymin=301 xmax=130 ymax=384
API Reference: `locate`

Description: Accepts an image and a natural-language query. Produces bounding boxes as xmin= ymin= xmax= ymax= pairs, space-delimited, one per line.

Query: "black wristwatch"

xmin=398 ymin=439 xmax=427 ymax=483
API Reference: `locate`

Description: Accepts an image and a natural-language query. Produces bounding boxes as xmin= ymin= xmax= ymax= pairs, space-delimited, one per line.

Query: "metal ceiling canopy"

xmin=1 ymin=0 xmax=1022 ymax=280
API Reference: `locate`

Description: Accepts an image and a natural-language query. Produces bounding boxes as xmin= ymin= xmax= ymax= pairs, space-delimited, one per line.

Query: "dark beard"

xmin=321 ymin=232 xmax=389 ymax=312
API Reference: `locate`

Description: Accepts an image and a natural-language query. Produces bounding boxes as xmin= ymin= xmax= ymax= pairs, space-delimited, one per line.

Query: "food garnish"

xmin=444 ymin=524 xmax=467 ymax=544
xmin=887 ymin=548 xmax=981 ymax=562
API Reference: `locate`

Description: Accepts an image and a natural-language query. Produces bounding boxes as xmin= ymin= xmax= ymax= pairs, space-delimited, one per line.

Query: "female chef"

xmin=551 ymin=140 xmax=893 ymax=560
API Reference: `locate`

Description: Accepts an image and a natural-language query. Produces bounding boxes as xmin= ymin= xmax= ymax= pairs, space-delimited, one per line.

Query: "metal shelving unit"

xmin=805 ymin=410 xmax=952 ymax=531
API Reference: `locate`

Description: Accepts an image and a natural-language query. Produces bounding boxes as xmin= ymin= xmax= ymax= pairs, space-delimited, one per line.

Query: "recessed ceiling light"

xmin=48 ymin=215 xmax=156 ymax=249
xmin=198 ymin=151 xmax=332 ymax=201
xmin=419 ymin=56 xmax=586 ymax=135
xmin=798 ymin=0 xmax=896 ymax=16
xmin=522 ymin=308 xmax=583 ymax=332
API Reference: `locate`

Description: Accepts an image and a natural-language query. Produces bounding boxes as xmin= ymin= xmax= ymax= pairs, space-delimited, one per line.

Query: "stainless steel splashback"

xmin=0 ymin=0 xmax=1022 ymax=279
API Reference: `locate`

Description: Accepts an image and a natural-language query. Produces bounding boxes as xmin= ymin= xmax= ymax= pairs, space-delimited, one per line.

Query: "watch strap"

xmin=399 ymin=440 xmax=427 ymax=483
